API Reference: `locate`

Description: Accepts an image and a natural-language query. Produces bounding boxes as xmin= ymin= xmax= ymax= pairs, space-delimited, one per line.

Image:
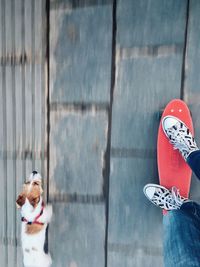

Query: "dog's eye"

xmin=25 ymin=181 xmax=31 ymax=185
xmin=33 ymin=181 xmax=39 ymax=186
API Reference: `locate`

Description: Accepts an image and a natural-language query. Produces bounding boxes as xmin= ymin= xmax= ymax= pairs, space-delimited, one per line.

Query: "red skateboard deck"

xmin=157 ymin=99 xmax=194 ymax=202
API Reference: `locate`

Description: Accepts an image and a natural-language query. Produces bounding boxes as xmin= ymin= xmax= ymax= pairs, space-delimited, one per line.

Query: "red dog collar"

xmin=21 ymin=202 xmax=45 ymax=225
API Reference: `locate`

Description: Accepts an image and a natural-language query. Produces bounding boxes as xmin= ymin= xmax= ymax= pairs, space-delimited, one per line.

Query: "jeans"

xmin=187 ymin=150 xmax=200 ymax=180
xmin=163 ymin=150 xmax=200 ymax=267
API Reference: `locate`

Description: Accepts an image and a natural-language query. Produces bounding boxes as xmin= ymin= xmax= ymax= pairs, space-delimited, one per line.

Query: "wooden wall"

xmin=0 ymin=0 xmax=46 ymax=266
xmin=1 ymin=0 xmax=200 ymax=266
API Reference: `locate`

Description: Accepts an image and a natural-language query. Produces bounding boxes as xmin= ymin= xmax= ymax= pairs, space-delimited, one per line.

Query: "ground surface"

xmin=1 ymin=0 xmax=200 ymax=266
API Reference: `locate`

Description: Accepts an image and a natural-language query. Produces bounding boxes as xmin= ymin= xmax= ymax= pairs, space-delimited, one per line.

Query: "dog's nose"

xmin=32 ymin=171 xmax=38 ymax=175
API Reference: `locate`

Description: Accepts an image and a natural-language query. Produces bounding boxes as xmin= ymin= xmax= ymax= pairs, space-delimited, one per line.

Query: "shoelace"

xmin=167 ymin=123 xmax=190 ymax=153
xmin=172 ymin=136 xmax=189 ymax=152
xmin=170 ymin=186 xmax=186 ymax=208
xmin=155 ymin=186 xmax=186 ymax=210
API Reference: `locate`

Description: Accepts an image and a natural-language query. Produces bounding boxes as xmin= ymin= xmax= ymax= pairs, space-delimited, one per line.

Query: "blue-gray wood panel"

xmin=49 ymin=111 xmax=108 ymax=196
xmin=49 ymin=203 xmax=105 ymax=267
xmin=50 ymin=0 xmax=112 ymax=103
xmin=108 ymin=0 xmax=188 ymax=266
xmin=108 ymin=159 xmax=163 ymax=267
xmin=117 ymin=0 xmax=187 ymax=47
xmin=108 ymin=158 xmax=162 ymax=243
xmin=0 ymin=0 xmax=46 ymax=266
xmin=111 ymin=56 xmax=183 ymax=150
xmin=108 ymin=251 xmax=163 ymax=267
xmin=49 ymin=1 xmax=113 ymax=266
xmin=184 ymin=0 xmax=200 ymax=202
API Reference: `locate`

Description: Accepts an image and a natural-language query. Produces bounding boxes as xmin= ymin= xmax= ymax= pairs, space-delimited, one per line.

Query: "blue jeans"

xmin=187 ymin=150 xmax=200 ymax=180
xmin=163 ymin=150 xmax=200 ymax=267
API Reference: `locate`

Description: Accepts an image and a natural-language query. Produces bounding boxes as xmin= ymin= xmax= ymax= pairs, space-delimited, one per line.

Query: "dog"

xmin=16 ymin=171 xmax=52 ymax=267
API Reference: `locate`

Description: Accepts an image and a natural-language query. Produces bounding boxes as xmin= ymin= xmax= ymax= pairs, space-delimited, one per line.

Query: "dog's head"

xmin=16 ymin=171 xmax=43 ymax=209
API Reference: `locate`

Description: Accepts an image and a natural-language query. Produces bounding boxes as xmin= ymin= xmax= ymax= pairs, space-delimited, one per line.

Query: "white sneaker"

xmin=143 ymin=184 xmax=187 ymax=210
xmin=162 ymin=115 xmax=198 ymax=160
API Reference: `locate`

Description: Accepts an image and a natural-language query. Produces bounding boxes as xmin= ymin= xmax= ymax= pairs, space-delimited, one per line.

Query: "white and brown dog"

xmin=16 ymin=171 xmax=52 ymax=267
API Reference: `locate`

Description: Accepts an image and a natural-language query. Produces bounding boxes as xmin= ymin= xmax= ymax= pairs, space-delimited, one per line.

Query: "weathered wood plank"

xmin=108 ymin=158 xmax=162 ymax=246
xmin=49 ymin=4 xmax=112 ymax=266
xmin=108 ymin=158 xmax=163 ymax=267
xmin=16 ymin=160 xmax=24 ymax=267
xmin=24 ymin=63 xmax=34 ymax=175
xmin=108 ymin=250 xmax=163 ymax=267
xmin=184 ymin=0 xmax=200 ymax=201
xmin=33 ymin=0 xmax=44 ymax=61
xmin=24 ymin=0 xmax=32 ymax=59
xmin=34 ymin=0 xmax=46 ymax=174
xmin=0 ymin=0 xmax=2 ymax=58
xmin=0 ymin=1 xmax=46 ymax=266
xmin=111 ymin=56 xmax=183 ymax=150
xmin=14 ymin=0 xmax=23 ymax=57
xmin=112 ymin=0 xmax=188 ymax=150
xmin=109 ymin=1 xmax=188 ymax=266
xmin=31 ymin=0 xmax=46 ymax=174
xmin=6 ymin=67 xmax=16 ymax=267
xmin=5 ymin=0 xmax=16 ymax=265
xmin=0 ymin=68 xmax=7 ymax=265
xmin=0 ymin=0 xmax=6 ymax=265
xmin=34 ymin=1 xmax=47 ymax=177
xmin=14 ymin=5 xmax=25 ymax=265
xmin=49 ymin=203 xmax=105 ymax=267
xmin=23 ymin=0 xmax=46 ymax=178
xmin=34 ymin=62 xmax=43 ymax=174
xmin=24 ymin=0 xmax=33 ymax=174
xmin=49 ymin=111 xmax=108 ymax=196
xmin=50 ymin=0 xmax=112 ymax=103
xmin=117 ymin=0 xmax=187 ymax=47
xmin=20 ymin=0 xmax=46 ymax=176
xmin=184 ymin=0 xmax=200 ymax=143
xmin=15 ymin=67 xmax=25 ymax=267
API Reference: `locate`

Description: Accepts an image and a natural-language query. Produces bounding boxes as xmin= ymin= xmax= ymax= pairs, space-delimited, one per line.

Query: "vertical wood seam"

xmin=45 ymin=0 xmax=51 ymax=254
xmin=2 ymin=0 xmax=8 ymax=264
xmin=11 ymin=0 xmax=17 ymax=263
xmin=31 ymin=0 xmax=36 ymax=170
xmin=41 ymin=0 xmax=46 ymax=182
xmin=180 ymin=0 xmax=190 ymax=100
xmin=104 ymin=1 xmax=117 ymax=266
xmin=21 ymin=0 xmax=26 ymax=182
xmin=46 ymin=0 xmax=50 ymax=205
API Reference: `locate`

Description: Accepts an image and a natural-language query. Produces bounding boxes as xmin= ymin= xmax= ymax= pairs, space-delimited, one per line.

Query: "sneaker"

xmin=143 ymin=184 xmax=187 ymax=210
xmin=162 ymin=115 xmax=198 ymax=160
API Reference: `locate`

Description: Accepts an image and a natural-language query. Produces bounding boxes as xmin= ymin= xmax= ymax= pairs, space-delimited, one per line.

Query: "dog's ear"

xmin=16 ymin=194 xmax=26 ymax=208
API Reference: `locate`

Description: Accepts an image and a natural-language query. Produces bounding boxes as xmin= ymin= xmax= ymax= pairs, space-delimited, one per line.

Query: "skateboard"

xmin=157 ymin=99 xmax=194 ymax=213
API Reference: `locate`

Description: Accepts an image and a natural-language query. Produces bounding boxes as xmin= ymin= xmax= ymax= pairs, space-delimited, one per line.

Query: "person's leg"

xmin=187 ymin=150 xmax=200 ymax=181
xmin=163 ymin=201 xmax=200 ymax=267
xmin=143 ymin=184 xmax=200 ymax=266
xmin=162 ymin=116 xmax=200 ymax=180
